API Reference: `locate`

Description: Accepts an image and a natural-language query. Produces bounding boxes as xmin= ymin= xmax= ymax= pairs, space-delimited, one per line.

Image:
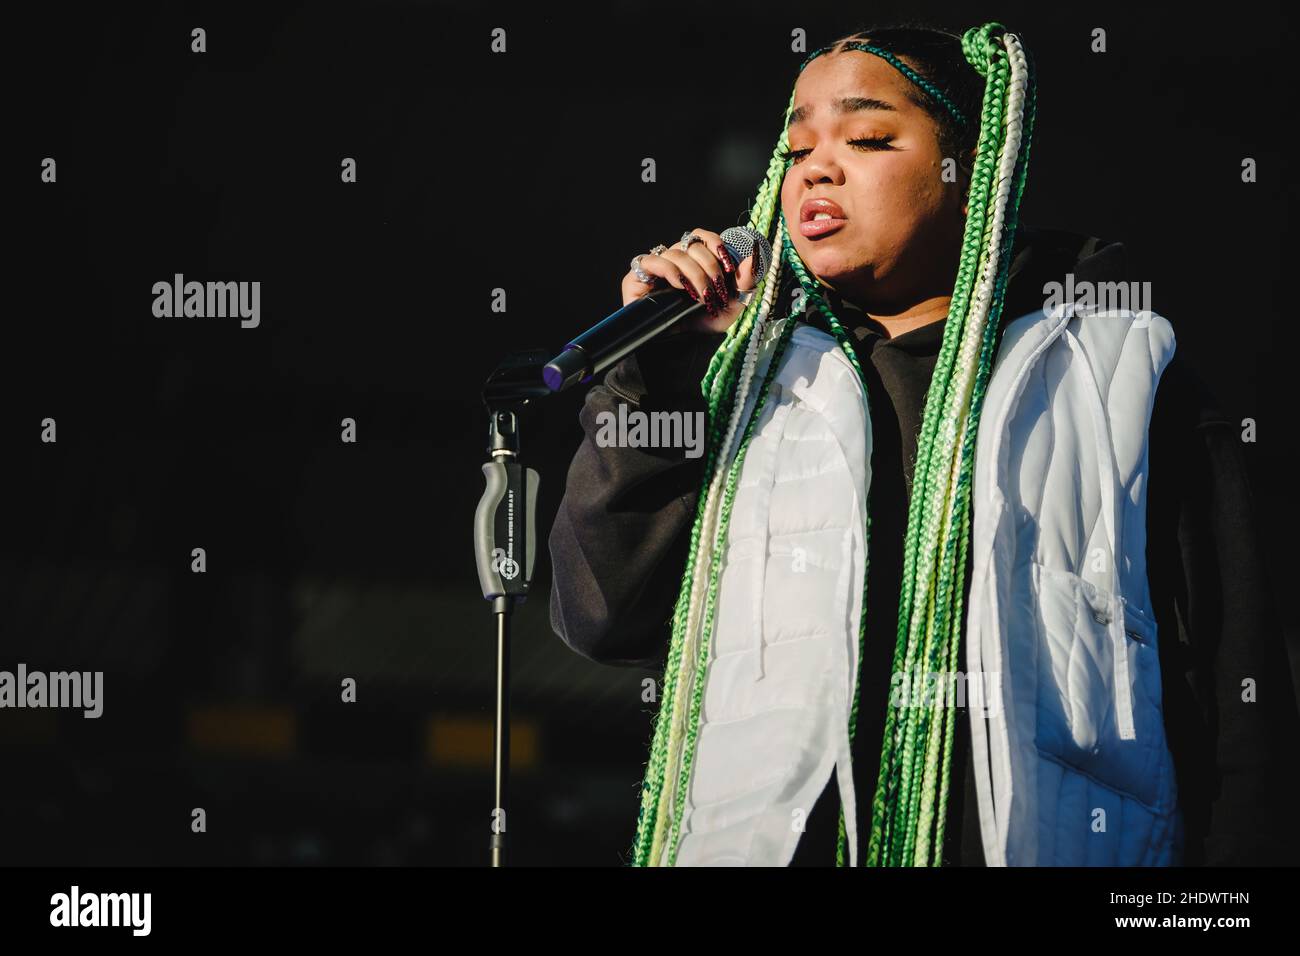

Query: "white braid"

xmin=649 ymin=218 xmax=790 ymax=863
xmin=898 ymin=33 xmax=1029 ymax=680
xmin=909 ymin=32 xmax=1030 ymax=864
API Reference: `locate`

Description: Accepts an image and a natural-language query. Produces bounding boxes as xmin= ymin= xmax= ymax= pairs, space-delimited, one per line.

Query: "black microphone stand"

xmin=473 ymin=351 xmax=550 ymax=867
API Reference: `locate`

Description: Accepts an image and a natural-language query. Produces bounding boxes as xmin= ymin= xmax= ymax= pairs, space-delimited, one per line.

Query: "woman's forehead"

xmin=792 ymin=53 xmax=916 ymax=119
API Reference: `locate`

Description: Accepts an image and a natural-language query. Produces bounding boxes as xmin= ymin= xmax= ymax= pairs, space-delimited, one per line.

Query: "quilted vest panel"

xmin=671 ymin=305 xmax=1182 ymax=866
xmin=672 ymin=324 xmax=869 ymax=866
xmin=966 ymin=304 xmax=1183 ymax=865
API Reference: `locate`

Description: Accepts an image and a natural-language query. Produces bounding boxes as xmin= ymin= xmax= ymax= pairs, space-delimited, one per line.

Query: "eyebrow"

xmin=788 ymin=96 xmax=898 ymax=127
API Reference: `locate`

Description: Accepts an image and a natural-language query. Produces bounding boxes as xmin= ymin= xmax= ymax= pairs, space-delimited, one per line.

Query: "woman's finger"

xmin=660 ymin=247 xmax=723 ymax=315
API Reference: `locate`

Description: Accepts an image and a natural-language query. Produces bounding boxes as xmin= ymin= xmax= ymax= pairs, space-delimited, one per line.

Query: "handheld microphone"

xmin=542 ymin=225 xmax=772 ymax=392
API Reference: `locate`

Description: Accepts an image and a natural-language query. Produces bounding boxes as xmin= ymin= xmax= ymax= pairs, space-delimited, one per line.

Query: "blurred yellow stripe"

xmin=427 ymin=716 xmax=538 ymax=769
xmin=187 ymin=705 xmax=296 ymax=756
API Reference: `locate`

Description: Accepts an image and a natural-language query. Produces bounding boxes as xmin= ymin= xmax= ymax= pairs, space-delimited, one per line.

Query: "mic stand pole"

xmin=473 ymin=350 xmax=550 ymax=867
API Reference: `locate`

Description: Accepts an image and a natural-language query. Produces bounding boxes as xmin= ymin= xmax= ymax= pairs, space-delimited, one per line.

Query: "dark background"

xmin=5 ymin=0 xmax=1297 ymax=866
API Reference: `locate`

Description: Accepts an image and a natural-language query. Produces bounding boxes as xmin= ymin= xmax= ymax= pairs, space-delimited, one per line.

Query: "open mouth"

xmin=799 ymin=197 xmax=848 ymax=237
xmin=799 ymin=217 xmax=848 ymax=237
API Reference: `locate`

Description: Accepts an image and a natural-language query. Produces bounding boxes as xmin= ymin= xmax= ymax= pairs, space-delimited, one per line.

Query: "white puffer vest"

xmin=671 ymin=303 xmax=1182 ymax=866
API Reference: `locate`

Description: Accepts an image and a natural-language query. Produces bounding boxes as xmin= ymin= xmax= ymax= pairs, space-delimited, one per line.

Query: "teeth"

xmin=813 ymin=212 xmax=832 ymax=220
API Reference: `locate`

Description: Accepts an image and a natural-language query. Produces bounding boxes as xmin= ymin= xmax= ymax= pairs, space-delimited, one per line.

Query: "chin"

xmin=797 ymin=249 xmax=860 ymax=285
xmin=797 ymin=226 xmax=861 ymax=256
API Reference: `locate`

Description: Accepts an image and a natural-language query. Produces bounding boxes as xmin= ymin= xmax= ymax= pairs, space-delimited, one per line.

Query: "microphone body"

xmin=542 ymin=286 xmax=713 ymax=392
xmin=542 ymin=225 xmax=772 ymax=392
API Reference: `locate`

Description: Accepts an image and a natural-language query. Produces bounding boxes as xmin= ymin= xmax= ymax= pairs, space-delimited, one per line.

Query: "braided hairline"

xmin=800 ymin=40 xmax=970 ymax=132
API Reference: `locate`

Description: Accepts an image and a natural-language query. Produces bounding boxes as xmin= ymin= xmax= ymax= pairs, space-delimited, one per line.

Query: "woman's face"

xmin=779 ymin=50 xmax=969 ymax=312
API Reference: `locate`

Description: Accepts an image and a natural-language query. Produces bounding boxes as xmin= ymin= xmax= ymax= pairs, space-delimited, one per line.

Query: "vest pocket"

xmin=1030 ymin=563 xmax=1168 ymax=809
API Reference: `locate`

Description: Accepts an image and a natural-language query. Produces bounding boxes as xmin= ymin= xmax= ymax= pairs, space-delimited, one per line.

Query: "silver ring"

xmin=630 ymin=254 xmax=654 ymax=284
xmin=679 ymin=231 xmax=704 ymax=252
xmin=633 ymin=244 xmax=671 ymax=284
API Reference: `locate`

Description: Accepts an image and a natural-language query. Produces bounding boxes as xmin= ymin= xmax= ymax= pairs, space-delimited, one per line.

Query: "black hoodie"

xmin=546 ymin=224 xmax=1300 ymax=866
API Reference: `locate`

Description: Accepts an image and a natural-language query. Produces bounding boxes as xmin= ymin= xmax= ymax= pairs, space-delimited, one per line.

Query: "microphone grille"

xmin=720 ymin=225 xmax=773 ymax=280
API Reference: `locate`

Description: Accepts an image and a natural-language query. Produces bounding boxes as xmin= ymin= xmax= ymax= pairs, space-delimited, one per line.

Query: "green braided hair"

xmin=630 ymin=22 xmax=1037 ymax=867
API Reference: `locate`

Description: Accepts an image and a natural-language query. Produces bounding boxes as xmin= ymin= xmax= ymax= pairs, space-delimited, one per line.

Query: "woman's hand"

xmin=621 ymin=228 xmax=761 ymax=334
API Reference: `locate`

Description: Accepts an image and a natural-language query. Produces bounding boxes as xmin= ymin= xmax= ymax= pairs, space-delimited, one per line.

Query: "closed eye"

xmin=779 ymin=136 xmax=896 ymax=164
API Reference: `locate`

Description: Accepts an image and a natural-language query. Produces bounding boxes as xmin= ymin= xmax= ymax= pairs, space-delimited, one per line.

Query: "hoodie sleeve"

xmin=1146 ymin=353 xmax=1300 ymax=866
xmin=547 ymin=330 xmax=726 ymax=669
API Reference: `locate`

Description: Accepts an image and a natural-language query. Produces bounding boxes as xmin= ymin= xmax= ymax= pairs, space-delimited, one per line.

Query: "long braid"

xmin=630 ymin=22 xmax=1036 ymax=867
xmin=889 ymin=30 xmax=1011 ymax=865
xmin=906 ymin=37 xmax=1025 ymax=863
xmin=871 ymin=25 xmax=1035 ymax=867
xmin=630 ymin=109 xmax=797 ymax=863
xmin=930 ymin=41 xmax=1037 ymax=859
xmin=881 ymin=31 xmax=1008 ymax=864
xmin=658 ymin=222 xmax=790 ymax=862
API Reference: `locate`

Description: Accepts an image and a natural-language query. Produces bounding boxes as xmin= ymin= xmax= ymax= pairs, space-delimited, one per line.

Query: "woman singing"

xmin=547 ymin=22 xmax=1298 ymax=866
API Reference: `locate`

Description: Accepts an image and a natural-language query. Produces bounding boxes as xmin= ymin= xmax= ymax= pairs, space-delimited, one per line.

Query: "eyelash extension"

xmin=779 ymin=136 xmax=895 ymax=164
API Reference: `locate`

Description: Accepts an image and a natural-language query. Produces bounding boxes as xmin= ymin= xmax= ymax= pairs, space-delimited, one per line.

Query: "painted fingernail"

xmin=682 ymin=279 xmax=699 ymax=301
xmin=716 ymin=248 xmax=734 ymax=273
xmin=712 ymin=274 xmax=729 ymax=302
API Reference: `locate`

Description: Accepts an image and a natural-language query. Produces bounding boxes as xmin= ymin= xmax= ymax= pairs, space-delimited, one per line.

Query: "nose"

xmin=800 ymin=143 xmax=845 ymax=188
